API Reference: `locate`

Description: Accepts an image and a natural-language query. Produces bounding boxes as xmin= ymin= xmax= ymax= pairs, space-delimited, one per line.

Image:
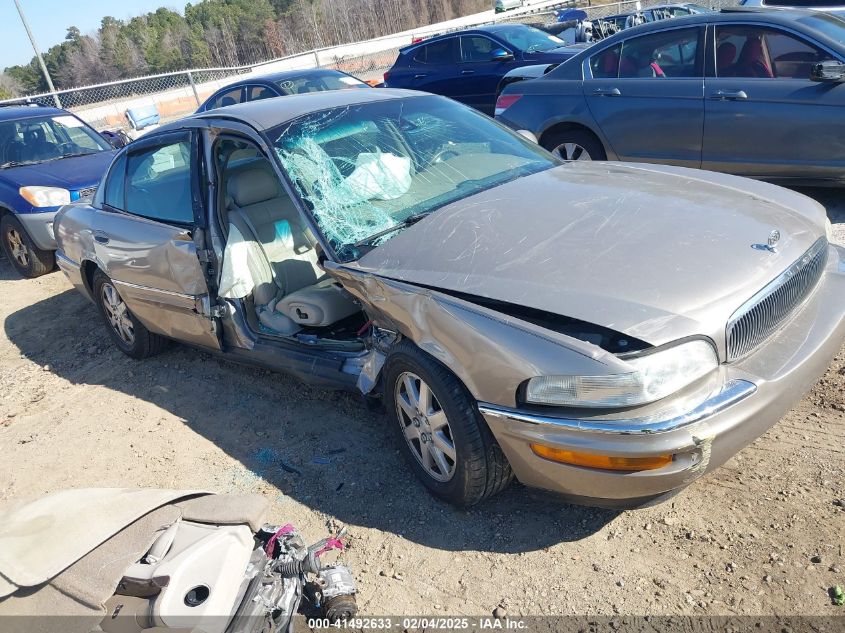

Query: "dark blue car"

xmin=0 ymin=105 xmax=115 ymax=278
xmin=383 ymin=24 xmax=582 ymax=114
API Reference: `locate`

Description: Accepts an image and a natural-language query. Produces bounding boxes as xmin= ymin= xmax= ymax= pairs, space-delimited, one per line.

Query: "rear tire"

xmin=92 ymin=269 xmax=168 ymax=359
xmin=542 ymin=129 xmax=607 ymax=161
xmin=384 ymin=340 xmax=513 ymax=506
xmin=1 ymin=214 xmax=55 ymax=278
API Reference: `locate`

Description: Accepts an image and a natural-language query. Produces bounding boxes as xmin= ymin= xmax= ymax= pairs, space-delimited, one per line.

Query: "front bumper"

xmin=16 ymin=209 xmax=59 ymax=251
xmin=480 ymin=244 xmax=845 ymax=507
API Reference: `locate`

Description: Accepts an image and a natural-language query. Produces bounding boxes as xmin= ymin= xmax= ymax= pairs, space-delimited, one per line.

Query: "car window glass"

xmin=461 ymin=36 xmax=498 ymax=62
xmin=210 ymin=87 xmax=243 ymax=110
xmin=125 ymin=140 xmax=194 ymax=225
xmin=276 ymin=73 xmax=369 ymax=94
xmin=271 ymin=95 xmax=556 ymax=258
xmin=715 ymin=25 xmax=834 ymax=78
xmin=248 ymin=85 xmax=276 ymax=101
xmin=0 ymin=114 xmax=108 ymax=167
xmin=104 ymin=154 xmax=127 ymax=210
xmin=591 ymin=43 xmax=622 ymax=78
xmin=619 ymin=27 xmax=700 ymax=77
xmin=413 ymin=38 xmax=455 ymax=64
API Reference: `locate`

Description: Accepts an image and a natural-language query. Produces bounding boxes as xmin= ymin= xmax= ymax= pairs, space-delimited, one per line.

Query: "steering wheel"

xmin=429 ymin=146 xmax=459 ymax=166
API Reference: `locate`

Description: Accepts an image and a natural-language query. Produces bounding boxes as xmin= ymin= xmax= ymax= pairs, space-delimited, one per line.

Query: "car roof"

xmin=0 ymin=105 xmax=67 ymax=122
xmin=211 ymin=67 xmax=353 ymax=90
xmin=190 ymin=87 xmax=426 ymax=131
xmin=400 ymin=23 xmax=541 ymax=53
xmin=588 ymin=6 xmax=840 ymax=41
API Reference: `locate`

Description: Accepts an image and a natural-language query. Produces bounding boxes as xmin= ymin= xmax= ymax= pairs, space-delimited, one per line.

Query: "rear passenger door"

xmin=583 ymin=26 xmax=705 ymax=167
xmin=451 ymin=35 xmax=516 ymax=114
xmin=395 ymin=37 xmax=461 ymax=96
xmin=702 ymin=23 xmax=845 ymax=180
xmin=93 ymin=130 xmax=222 ymax=350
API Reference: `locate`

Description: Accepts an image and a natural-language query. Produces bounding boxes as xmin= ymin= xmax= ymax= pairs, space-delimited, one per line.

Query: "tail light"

xmin=383 ymin=71 xmax=390 ymax=85
xmin=494 ymin=93 xmax=522 ymax=117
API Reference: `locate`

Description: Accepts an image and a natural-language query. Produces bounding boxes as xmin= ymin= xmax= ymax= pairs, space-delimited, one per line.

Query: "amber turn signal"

xmin=530 ymin=444 xmax=673 ymax=472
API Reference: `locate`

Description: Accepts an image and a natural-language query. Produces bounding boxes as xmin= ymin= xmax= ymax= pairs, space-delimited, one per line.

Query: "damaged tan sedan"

xmin=55 ymin=89 xmax=845 ymax=507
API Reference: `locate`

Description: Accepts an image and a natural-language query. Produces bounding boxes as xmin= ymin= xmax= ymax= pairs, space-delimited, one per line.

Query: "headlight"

xmin=19 ymin=186 xmax=71 ymax=208
xmin=524 ymin=340 xmax=718 ymax=408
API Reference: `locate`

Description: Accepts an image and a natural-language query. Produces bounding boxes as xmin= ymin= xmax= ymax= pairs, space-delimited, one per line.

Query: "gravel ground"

xmin=0 ymin=188 xmax=843 ymax=618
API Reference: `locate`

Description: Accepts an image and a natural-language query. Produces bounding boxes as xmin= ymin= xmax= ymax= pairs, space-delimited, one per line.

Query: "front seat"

xmin=225 ymin=167 xmax=360 ymax=331
xmin=735 ymin=37 xmax=773 ymax=78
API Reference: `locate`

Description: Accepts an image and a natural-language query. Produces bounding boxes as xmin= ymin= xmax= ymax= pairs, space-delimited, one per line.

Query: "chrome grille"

xmin=727 ymin=238 xmax=828 ymax=361
xmin=77 ymin=186 xmax=97 ymax=199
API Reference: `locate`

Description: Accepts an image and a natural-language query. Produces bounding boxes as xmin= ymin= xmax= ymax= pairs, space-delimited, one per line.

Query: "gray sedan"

xmin=54 ymin=89 xmax=845 ymax=508
xmin=495 ymin=8 xmax=845 ymax=185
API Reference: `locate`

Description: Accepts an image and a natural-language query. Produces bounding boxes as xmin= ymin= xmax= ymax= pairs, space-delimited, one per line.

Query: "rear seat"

xmin=225 ymin=166 xmax=360 ymax=333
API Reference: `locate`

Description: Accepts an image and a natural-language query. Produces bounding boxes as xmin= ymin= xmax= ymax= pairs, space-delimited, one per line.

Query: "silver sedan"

xmin=54 ymin=89 xmax=845 ymax=507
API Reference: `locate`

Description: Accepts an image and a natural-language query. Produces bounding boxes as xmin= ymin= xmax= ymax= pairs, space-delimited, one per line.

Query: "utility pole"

xmin=13 ymin=0 xmax=61 ymax=107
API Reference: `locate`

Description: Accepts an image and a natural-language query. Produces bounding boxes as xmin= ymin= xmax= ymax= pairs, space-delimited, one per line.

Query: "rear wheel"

xmin=92 ymin=269 xmax=168 ymax=359
xmin=0 ymin=214 xmax=55 ymax=278
xmin=384 ymin=340 xmax=513 ymax=506
xmin=542 ymin=129 xmax=607 ymax=161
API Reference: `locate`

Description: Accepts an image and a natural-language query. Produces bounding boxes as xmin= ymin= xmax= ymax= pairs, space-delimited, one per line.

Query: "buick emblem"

xmin=752 ymin=229 xmax=781 ymax=253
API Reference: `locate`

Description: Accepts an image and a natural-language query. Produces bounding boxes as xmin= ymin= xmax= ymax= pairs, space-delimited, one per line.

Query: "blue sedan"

xmin=496 ymin=8 xmax=845 ymax=186
xmin=384 ymin=24 xmax=583 ymax=114
xmin=0 ymin=105 xmax=115 ymax=278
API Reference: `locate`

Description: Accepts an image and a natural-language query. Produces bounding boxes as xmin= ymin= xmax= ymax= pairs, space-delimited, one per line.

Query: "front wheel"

xmin=0 ymin=214 xmax=55 ymax=278
xmin=384 ymin=341 xmax=513 ymax=506
xmin=92 ymin=269 xmax=168 ymax=359
xmin=542 ymin=129 xmax=607 ymax=162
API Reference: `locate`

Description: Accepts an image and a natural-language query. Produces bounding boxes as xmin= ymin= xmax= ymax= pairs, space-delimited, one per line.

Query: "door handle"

xmin=461 ymin=69 xmax=475 ymax=75
xmin=94 ymin=232 xmax=110 ymax=245
xmin=592 ymin=87 xmax=621 ymax=96
xmin=709 ymin=90 xmax=748 ymax=100
xmin=413 ymin=74 xmax=427 ymax=79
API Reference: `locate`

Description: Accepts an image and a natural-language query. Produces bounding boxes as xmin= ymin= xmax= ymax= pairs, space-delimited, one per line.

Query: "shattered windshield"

xmin=270 ymin=95 xmax=556 ymax=261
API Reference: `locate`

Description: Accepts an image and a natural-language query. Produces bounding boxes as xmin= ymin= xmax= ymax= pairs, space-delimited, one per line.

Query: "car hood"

xmin=0 ymin=150 xmax=115 ymax=190
xmin=350 ymin=162 xmax=828 ymax=354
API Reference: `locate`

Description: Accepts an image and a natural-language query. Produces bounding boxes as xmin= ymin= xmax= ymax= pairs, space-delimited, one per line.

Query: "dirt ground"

xmin=1 ymin=189 xmax=844 ymax=618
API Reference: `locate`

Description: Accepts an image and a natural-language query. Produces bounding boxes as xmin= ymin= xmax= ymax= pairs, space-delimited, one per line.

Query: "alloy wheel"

xmin=6 ymin=228 xmax=30 ymax=268
xmin=553 ymin=142 xmax=592 ymax=161
xmin=394 ymin=371 xmax=456 ymax=482
xmin=101 ymin=282 xmax=135 ymax=346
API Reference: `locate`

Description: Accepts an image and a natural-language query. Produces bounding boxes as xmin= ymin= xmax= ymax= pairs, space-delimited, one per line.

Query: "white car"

xmin=495 ymin=0 xmax=524 ymax=13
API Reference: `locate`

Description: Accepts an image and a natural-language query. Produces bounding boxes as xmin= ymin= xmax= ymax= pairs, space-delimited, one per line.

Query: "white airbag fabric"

xmin=345 ymin=152 xmax=412 ymax=202
xmin=219 ymin=223 xmax=266 ymax=299
xmin=0 ymin=488 xmax=207 ymax=589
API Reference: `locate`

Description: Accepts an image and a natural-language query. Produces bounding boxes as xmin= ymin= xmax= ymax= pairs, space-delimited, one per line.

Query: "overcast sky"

xmin=2 ymin=0 xmax=183 ymax=70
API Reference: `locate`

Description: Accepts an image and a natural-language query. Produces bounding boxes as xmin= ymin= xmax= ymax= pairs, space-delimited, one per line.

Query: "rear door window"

xmin=413 ymin=38 xmax=457 ymax=65
xmin=618 ymin=27 xmax=702 ymax=77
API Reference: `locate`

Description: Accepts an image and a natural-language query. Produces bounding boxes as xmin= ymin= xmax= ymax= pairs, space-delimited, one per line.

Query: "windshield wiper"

xmin=0 ymin=159 xmax=45 ymax=169
xmin=353 ymin=212 xmax=430 ymax=248
xmin=57 ymin=151 xmax=98 ymax=160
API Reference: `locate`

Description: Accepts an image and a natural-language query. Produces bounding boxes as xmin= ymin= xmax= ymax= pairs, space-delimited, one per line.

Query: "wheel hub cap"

xmin=554 ymin=142 xmax=592 ymax=161
xmin=101 ymin=282 xmax=135 ymax=345
xmin=7 ymin=229 xmax=29 ymax=267
xmin=395 ymin=371 xmax=456 ymax=482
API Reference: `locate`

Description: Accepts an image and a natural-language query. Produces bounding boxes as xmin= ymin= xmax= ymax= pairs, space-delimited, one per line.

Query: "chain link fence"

xmin=0 ymin=0 xmax=738 ymax=133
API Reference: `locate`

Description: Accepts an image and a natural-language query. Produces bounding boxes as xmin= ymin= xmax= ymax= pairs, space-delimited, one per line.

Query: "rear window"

xmin=413 ymin=39 xmax=455 ymax=64
xmin=275 ymin=73 xmax=368 ymax=94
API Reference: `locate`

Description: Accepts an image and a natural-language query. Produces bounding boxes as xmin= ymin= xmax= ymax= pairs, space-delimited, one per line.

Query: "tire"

xmin=384 ymin=340 xmax=513 ymax=506
xmin=542 ymin=128 xmax=607 ymax=162
xmin=92 ymin=269 xmax=168 ymax=359
xmin=0 ymin=214 xmax=55 ymax=278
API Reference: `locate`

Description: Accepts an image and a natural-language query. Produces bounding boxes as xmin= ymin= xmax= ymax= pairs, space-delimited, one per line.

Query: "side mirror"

xmin=810 ymin=61 xmax=845 ymax=83
xmin=491 ymin=48 xmax=515 ymax=62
